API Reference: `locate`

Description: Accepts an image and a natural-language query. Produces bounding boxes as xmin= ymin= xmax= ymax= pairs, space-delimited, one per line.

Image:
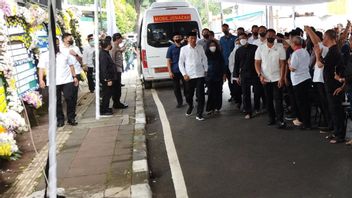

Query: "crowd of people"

xmin=166 ymin=22 xmax=352 ymax=144
xmin=38 ymin=32 xmax=135 ymax=127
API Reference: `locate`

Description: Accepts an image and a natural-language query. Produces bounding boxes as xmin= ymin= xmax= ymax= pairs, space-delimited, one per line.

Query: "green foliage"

xmin=187 ymin=0 xmax=221 ymax=27
xmin=114 ymin=0 xmax=137 ymax=34
xmin=68 ymin=0 xmax=94 ymax=6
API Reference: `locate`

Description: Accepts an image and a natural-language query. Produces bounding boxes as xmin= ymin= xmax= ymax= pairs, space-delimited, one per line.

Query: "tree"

xmin=114 ymin=0 xmax=137 ymax=34
xmin=186 ymin=0 xmax=221 ymax=28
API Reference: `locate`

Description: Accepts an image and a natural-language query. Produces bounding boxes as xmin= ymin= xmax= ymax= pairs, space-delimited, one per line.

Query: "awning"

xmin=219 ymin=0 xmax=334 ymax=5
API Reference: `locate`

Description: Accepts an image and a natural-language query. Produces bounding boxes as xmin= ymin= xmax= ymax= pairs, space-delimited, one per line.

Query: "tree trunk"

xmin=134 ymin=0 xmax=141 ymax=32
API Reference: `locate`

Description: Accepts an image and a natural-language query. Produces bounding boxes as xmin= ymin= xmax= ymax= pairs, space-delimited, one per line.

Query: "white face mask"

xmin=240 ymin=39 xmax=247 ymax=46
xmin=209 ymin=46 xmax=216 ymax=52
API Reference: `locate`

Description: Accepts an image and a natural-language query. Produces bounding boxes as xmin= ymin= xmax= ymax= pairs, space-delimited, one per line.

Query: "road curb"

xmin=131 ymin=81 xmax=152 ymax=198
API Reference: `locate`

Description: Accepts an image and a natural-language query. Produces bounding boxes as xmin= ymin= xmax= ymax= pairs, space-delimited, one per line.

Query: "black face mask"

xmin=253 ymin=32 xmax=258 ymax=37
xmin=203 ymin=34 xmax=209 ymax=39
xmin=267 ymin=38 xmax=275 ymax=44
xmin=223 ymin=30 xmax=229 ymax=35
xmin=68 ymin=40 xmax=74 ymax=45
xmin=259 ymin=32 xmax=266 ymax=37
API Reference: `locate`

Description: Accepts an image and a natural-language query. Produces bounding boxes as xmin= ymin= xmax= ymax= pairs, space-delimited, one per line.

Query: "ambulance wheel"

xmin=144 ymin=81 xmax=152 ymax=89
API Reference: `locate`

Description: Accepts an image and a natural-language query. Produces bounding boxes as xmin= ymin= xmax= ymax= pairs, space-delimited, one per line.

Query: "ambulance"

xmin=137 ymin=1 xmax=202 ymax=88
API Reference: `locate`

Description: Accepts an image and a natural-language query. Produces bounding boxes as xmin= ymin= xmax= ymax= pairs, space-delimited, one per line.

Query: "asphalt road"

xmin=145 ymin=81 xmax=352 ymax=198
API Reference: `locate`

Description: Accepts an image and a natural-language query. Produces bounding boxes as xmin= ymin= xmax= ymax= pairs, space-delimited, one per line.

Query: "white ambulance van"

xmin=137 ymin=1 xmax=202 ymax=88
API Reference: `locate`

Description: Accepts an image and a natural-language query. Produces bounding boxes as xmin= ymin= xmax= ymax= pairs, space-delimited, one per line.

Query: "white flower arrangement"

xmin=0 ymin=110 xmax=27 ymax=133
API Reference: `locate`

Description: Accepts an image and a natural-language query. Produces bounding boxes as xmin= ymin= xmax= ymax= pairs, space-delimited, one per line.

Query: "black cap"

xmin=187 ymin=32 xmax=197 ymax=37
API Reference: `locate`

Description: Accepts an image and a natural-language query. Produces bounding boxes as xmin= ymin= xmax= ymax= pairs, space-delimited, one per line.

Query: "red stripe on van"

xmin=142 ymin=49 xmax=148 ymax=68
xmin=154 ymin=67 xmax=169 ymax=73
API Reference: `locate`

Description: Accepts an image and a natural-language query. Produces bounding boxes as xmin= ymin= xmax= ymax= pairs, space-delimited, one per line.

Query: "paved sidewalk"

xmin=20 ymin=71 xmax=151 ymax=198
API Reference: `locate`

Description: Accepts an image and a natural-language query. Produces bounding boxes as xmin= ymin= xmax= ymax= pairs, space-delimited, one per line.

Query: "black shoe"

xmin=278 ymin=122 xmax=287 ymax=129
xmin=267 ymin=120 xmax=275 ymax=126
xmin=114 ymin=103 xmax=128 ymax=109
xmin=186 ymin=106 xmax=193 ymax=116
xmin=57 ymin=122 xmax=64 ymax=127
xmin=228 ymin=97 xmax=234 ymax=102
xmin=101 ymin=112 xmax=113 ymax=117
xmin=121 ymin=84 xmax=125 ymax=87
xmin=90 ymin=90 xmax=95 ymax=93
xmin=68 ymin=120 xmax=78 ymax=126
xmin=176 ymin=103 xmax=183 ymax=108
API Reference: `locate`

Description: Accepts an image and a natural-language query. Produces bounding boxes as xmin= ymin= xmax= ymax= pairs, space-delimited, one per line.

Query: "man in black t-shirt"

xmin=315 ymin=29 xmax=346 ymax=144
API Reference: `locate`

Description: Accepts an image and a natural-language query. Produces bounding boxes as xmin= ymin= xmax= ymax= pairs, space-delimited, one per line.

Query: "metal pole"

xmin=47 ymin=0 xmax=57 ymax=197
xmin=95 ymin=0 xmax=100 ymax=120
xmin=99 ymin=0 xmax=103 ymax=31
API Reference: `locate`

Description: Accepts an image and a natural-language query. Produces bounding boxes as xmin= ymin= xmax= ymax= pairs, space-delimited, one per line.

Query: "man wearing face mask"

xmin=228 ymin=38 xmax=241 ymax=82
xmin=83 ymin=34 xmax=95 ymax=93
xmin=179 ymin=32 xmax=208 ymax=121
xmin=197 ymin=28 xmax=210 ymax=51
xmin=220 ymin=24 xmax=241 ymax=105
xmin=60 ymin=33 xmax=83 ymax=126
xmin=233 ymin=33 xmax=260 ymax=119
xmin=111 ymin=33 xmax=128 ymax=109
xmin=100 ymin=36 xmax=117 ymax=116
xmin=166 ymin=32 xmax=186 ymax=108
xmin=248 ymin=25 xmax=259 ymax=44
xmin=255 ymin=29 xmax=287 ymax=129
xmin=253 ymin=26 xmax=267 ymax=46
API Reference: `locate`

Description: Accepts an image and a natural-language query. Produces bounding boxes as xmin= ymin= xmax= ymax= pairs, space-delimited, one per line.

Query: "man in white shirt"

xmin=289 ymin=36 xmax=312 ymax=129
xmin=228 ymin=38 xmax=240 ymax=82
xmin=38 ymin=38 xmax=79 ymax=127
xmin=82 ymin=34 xmax=95 ymax=93
xmin=60 ymin=33 xmax=83 ymax=120
xmin=252 ymin=26 xmax=267 ymax=46
xmin=305 ymin=27 xmax=332 ymax=133
xmin=179 ymin=32 xmax=208 ymax=121
xmin=248 ymin=25 xmax=259 ymax=45
xmin=255 ymin=29 xmax=287 ymax=129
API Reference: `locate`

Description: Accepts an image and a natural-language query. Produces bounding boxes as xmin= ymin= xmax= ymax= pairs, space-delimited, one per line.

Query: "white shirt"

xmin=313 ymin=42 xmax=329 ymax=83
xmin=37 ymin=51 xmax=75 ymax=86
xmin=82 ymin=45 xmax=95 ymax=68
xmin=248 ymin=36 xmax=258 ymax=45
xmin=179 ymin=44 xmax=208 ymax=79
xmin=255 ymin=42 xmax=286 ymax=82
xmin=252 ymin=39 xmax=266 ymax=46
xmin=289 ymin=48 xmax=311 ymax=86
xmin=228 ymin=44 xmax=241 ymax=81
xmin=60 ymin=45 xmax=83 ymax=74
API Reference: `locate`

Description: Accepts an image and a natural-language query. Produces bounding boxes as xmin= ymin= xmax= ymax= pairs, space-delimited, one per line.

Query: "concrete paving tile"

xmin=65 ymin=166 xmax=110 ymax=177
xmin=60 ymin=174 xmax=107 ymax=187
xmin=70 ymin=155 xmax=112 ymax=168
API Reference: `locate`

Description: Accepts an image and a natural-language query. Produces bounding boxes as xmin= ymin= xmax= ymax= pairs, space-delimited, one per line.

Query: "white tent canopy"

xmin=219 ymin=0 xmax=334 ymax=5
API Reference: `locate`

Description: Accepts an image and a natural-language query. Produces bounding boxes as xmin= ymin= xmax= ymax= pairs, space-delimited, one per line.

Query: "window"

xmin=147 ymin=21 xmax=199 ymax=48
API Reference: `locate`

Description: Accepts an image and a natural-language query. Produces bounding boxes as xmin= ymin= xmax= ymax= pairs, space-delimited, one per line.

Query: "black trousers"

xmin=241 ymin=77 xmax=261 ymax=114
xmin=325 ymin=84 xmax=346 ymax=139
xmin=112 ymin=72 xmax=122 ymax=106
xmin=87 ymin=67 xmax=95 ymax=92
xmin=185 ymin=77 xmax=205 ymax=116
xmin=226 ymin=68 xmax=242 ymax=103
xmin=173 ymin=72 xmax=186 ymax=105
xmin=315 ymin=82 xmax=333 ymax=129
xmin=57 ymin=82 xmax=76 ymax=123
xmin=101 ymin=81 xmax=114 ymax=113
xmin=206 ymin=80 xmax=223 ymax=112
xmin=293 ymin=79 xmax=312 ymax=128
xmin=264 ymin=82 xmax=284 ymax=122
xmin=287 ymin=83 xmax=299 ymax=117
